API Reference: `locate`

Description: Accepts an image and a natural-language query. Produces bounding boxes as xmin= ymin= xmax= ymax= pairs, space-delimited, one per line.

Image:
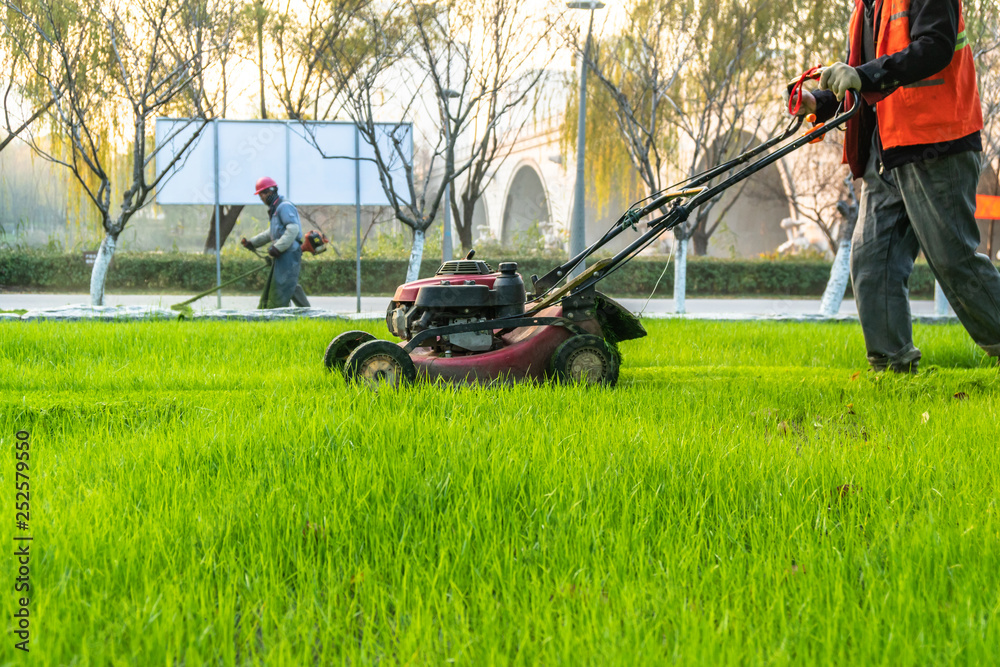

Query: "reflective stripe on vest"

xmin=955 ymin=30 xmax=969 ymax=51
xmin=848 ymin=0 xmax=983 ymax=150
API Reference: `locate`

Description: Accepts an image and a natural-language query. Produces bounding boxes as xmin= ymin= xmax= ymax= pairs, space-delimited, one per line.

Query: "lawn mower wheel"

xmin=324 ymin=330 xmax=377 ymax=371
xmin=549 ymin=334 xmax=619 ymax=386
xmin=344 ymin=339 xmax=417 ymax=388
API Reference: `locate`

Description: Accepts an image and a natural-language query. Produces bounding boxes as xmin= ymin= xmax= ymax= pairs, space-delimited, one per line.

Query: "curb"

xmin=638 ymin=312 xmax=959 ymax=325
xmin=1 ymin=304 xmax=961 ymax=325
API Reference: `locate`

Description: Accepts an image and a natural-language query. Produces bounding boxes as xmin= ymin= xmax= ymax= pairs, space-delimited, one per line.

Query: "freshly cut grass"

xmin=1 ymin=319 xmax=998 ymax=665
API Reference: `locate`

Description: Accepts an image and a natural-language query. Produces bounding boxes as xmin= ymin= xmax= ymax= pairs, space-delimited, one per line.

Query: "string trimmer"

xmin=170 ymin=252 xmax=271 ymax=317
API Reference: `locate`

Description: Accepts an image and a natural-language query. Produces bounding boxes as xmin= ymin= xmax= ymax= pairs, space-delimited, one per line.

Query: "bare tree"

xmin=4 ymin=0 xmax=235 ymax=304
xmin=269 ymin=0 xmax=366 ymax=121
xmin=448 ymin=0 xmax=560 ymax=251
xmin=169 ymin=0 xmax=246 ymax=254
xmin=333 ymin=0 xmax=555 ymax=281
xmin=206 ymin=0 xmax=370 ymax=256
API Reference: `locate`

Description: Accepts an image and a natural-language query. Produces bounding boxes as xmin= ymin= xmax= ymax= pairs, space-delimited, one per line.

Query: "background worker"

xmin=790 ymin=0 xmax=1000 ymax=372
xmin=241 ymin=176 xmax=310 ymax=309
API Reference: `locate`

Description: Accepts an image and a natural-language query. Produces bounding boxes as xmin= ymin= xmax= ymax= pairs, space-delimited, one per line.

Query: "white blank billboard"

xmin=155 ymin=119 xmax=412 ymax=207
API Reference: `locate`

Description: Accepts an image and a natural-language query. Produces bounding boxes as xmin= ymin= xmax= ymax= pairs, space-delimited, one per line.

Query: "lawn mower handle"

xmin=527 ymin=92 xmax=862 ymax=306
xmin=531 ymin=114 xmax=806 ymax=296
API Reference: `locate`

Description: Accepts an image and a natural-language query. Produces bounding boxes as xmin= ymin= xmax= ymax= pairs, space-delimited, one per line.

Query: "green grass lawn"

xmin=1 ymin=319 xmax=998 ymax=665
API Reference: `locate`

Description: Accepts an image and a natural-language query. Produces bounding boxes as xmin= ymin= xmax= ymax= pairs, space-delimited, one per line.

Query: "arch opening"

xmin=501 ymin=165 xmax=550 ymax=247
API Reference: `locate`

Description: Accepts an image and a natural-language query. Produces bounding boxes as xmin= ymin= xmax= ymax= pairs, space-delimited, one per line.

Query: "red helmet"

xmin=253 ymin=176 xmax=278 ymax=195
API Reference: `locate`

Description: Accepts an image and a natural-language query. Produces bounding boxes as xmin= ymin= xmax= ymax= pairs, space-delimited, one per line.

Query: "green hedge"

xmin=0 ymin=251 xmax=938 ymax=297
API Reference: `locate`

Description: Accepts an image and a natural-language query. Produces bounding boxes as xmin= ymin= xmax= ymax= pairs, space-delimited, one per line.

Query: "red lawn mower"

xmin=324 ymin=79 xmax=859 ymax=388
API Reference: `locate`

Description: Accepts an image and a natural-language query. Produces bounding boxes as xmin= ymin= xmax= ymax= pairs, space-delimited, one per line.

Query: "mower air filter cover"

xmin=414 ymin=284 xmax=491 ymax=309
xmin=437 ymin=260 xmax=492 ymax=275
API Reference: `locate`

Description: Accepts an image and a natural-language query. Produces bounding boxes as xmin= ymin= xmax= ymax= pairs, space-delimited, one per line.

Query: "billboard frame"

xmin=155 ymin=117 xmax=413 ymax=310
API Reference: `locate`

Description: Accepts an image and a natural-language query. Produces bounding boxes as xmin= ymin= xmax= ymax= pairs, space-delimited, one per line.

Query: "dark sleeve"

xmin=855 ymin=0 xmax=958 ymax=95
xmin=813 ymin=90 xmax=840 ymax=123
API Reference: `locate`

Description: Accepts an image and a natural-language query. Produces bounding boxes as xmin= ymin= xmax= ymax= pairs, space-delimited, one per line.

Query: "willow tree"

xmin=0 ymin=1 xmax=62 ymax=152
xmin=572 ymin=0 xmax=793 ymax=252
xmin=565 ymin=0 xmax=790 ymax=312
xmin=4 ymin=0 xmax=235 ymax=304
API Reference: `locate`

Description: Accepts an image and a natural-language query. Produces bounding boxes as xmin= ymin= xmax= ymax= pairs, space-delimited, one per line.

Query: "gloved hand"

xmin=268 ymin=245 xmax=282 ymax=258
xmin=241 ymin=237 xmax=254 ymax=251
xmin=820 ymin=63 xmax=861 ymax=101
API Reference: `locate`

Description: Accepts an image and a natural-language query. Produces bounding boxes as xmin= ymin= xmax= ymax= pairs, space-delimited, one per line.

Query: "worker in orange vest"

xmin=792 ymin=0 xmax=1000 ymax=371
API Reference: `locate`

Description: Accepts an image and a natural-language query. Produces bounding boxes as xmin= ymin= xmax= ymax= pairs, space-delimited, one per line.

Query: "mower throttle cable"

xmin=637 ymin=236 xmax=677 ymax=318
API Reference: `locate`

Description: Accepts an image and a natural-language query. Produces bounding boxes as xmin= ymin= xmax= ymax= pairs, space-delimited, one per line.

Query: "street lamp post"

xmin=566 ymin=1 xmax=605 ymax=278
xmin=442 ymin=88 xmax=461 ymax=262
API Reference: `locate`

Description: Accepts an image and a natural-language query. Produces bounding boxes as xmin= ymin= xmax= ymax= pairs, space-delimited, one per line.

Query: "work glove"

xmin=820 ymin=63 xmax=861 ymax=101
xmin=268 ymin=245 xmax=282 ymax=258
xmin=241 ymin=237 xmax=254 ymax=251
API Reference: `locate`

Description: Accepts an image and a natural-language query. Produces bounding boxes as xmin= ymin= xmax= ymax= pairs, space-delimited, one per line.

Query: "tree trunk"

xmin=934 ymin=281 xmax=951 ymax=315
xmin=818 ymin=237 xmax=852 ymax=317
xmin=456 ymin=198 xmax=474 ymax=251
xmin=819 ymin=189 xmax=860 ymax=316
xmin=691 ymin=229 xmax=709 ymax=256
xmin=256 ymin=0 xmax=267 ymax=120
xmin=989 ymin=218 xmax=995 ymax=261
xmin=89 ymin=232 xmax=118 ymax=306
xmin=673 ymin=236 xmax=688 ymax=315
xmin=457 ymin=221 xmax=473 ymax=252
xmin=203 ymin=205 xmax=245 ymax=253
xmin=405 ymin=227 xmax=426 ymax=283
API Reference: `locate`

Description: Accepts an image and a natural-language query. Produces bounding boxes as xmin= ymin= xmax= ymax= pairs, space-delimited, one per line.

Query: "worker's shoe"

xmin=869 ymin=348 xmax=921 ymax=374
xmin=870 ymin=360 xmax=919 ymax=374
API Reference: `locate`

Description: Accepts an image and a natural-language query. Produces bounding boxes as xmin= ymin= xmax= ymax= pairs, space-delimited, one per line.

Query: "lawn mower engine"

xmin=386 ymin=259 xmax=526 ymax=355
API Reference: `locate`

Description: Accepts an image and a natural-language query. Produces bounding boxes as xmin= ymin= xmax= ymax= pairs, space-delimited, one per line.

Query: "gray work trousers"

xmin=851 ymin=144 xmax=1000 ymax=369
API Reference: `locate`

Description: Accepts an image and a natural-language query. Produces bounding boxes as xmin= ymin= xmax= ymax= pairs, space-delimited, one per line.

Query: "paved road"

xmin=0 ymin=292 xmax=949 ymax=317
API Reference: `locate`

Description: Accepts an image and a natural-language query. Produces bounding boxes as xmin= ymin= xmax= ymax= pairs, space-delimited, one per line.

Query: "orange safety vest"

xmin=843 ymin=0 xmax=983 ymax=173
